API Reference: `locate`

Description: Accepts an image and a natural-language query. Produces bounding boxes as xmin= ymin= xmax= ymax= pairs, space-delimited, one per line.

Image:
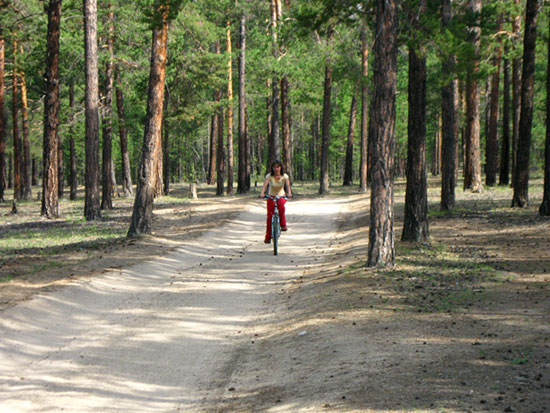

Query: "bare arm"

xmin=260 ymin=177 xmax=270 ymax=198
xmin=285 ymin=177 xmax=292 ymax=197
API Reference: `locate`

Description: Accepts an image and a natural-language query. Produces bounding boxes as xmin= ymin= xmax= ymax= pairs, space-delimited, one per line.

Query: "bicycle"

xmin=263 ymin=195 xmax=287 ymax=255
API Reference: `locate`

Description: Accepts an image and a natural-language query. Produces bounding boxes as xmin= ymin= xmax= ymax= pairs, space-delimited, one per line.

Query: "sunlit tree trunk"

xmin=19 ymin=70 xmax=32 ymax=200
xmin=69 ymin=81 xmax=77 ymax=200
xmin=208 ymin=90 xmax=218 ymax=185
xmin=463 ymin=0 xmax=482 ymax=193
xmin=42 ymin=0 xmax=62 ymax=218
xmin=0 ymin=32 xmax=5 ymax=202
xmin=512 ymin=0 xmax=538 ymax=207
xmin=359 ymin=24 xmax=369 ymax=193
xmin=237 ymin=14 xmax=248 ymax=194
xmin=281 ymin=75 xmax=292 ymax=182
xmin=128 ymin=2 xmax=170 ymax=237
xmin=226 ymin=19 xmax=234 ymax=195
xmin=368 ymin=0 xmax=397 ymax=267
xmin=84 ymin=0 xmax=101 ymax=220
xmin=12 ymin=36 xmax=22 ymax=203
xmin=319 ymin=25 xmax=334 ymax=195
xmin=268 ymin=0 xmax=280 ymax=166
xmin=101 ymin=2 xmax=114 ymax=209
xmin=440 ymin=0 xmax=458 ymax=211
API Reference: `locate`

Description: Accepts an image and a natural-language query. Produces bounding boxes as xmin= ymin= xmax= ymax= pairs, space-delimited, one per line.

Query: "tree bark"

xmin=101 ymin=2 xmax=114 ymax=209
xmin=402 ymin=41 xmax=428 ymax=242
xmin=343 ymin=92 xmax=357 ymax=186
xmin=368 ymin=0 xmax=397 ymax=267
xmin=0 ymin=33 xmax=5 ymax=202
xmin=12 ymin=36 xmax=22 ymax=202
xmin=512 ymin=0 xmax=538 ymax=208
xmin=84 ymin=0 xmax=101 ymax=220
xmin=115 ymin=67 xmax=133 ymax=196
xmin=440 ymin=0 xmax=458 ymax=210
xmin=281 ymin=75 xmax=292 ymax=182
xmin=540 ymin=14 xmax=550 ymax=216
xmin=463 ymin=0 xmax=482 ymax=193
xmin=499 ymin=57 xmax=511 ymax=186
xmin=69 ymin=82 xmax=77 ymax=199
xmin=128 ymin=2 xmax=169 ymax=237
xmin=269 ymin=0 xmax=280 ymax=167
xmin=20 ymin=70 xmax=32 ymax=200
xmin=163 ymin=104 xmax=170 ymax=195
xmin=511 ymin=0 xmax=522 ymax=187
xmin=319 ymin=25 xmax=334 ymax=195
xmin=486 ymin=17 xmax=502 ymax=187
xmin=237 ymin=14 xmax=248 ymax=194
xmin=216 ymin=90 xmax=225 ymax=196
xmin=208 ymin=91 xmax=218 ymax=185
xmin=42 ymin=0 xmax=62 ymax=218
xmin=359 ymin=24 xmax=369 ymax=193
xmin=226 ymin=19 xmax=234 ymax=195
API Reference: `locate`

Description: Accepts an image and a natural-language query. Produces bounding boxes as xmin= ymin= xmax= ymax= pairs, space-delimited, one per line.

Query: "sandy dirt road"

xmin=0 ymin=196 xmax=348 ymax=412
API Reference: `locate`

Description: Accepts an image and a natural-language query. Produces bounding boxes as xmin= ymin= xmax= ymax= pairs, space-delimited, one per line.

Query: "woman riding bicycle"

xmin=260 ymin=160 xmax=292 ymax=244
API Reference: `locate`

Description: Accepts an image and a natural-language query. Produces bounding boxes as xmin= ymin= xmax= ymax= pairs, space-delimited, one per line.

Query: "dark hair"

xmin=270 ymin=160 xmax=284 ymax=175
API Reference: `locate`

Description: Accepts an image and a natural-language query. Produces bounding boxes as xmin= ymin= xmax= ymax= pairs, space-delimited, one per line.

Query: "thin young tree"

xmin=486 ymin=17 xmax=502 ymax=187
xmin=69 ymin=81 xmax=77 ymax=200
xmin=343 ymin=92 xmax=357 ymax=186
xmin=19 ymin=69 xmax=31 ymax=200
xmin=42 ymin=0 xmax=62 ymax=218
xmin=128 ymin=0 xmax=171 ymax=237
xmin=512 ymin=0 xmax=538 ymax=208
xmin=269 ymin=0 xmax=281 ymax=166
xmin=540 ymin=13 xmax=550 ymax=216
xmin=319 ymin=25 xmax=334 ymax=195
xmin=463 ymin=0 xmax=482 ymax=193
xmin=12 ymin=36 xmax=22 ymax=203
xmin=208 ymin=88 xmax=219 ymax=185
xmin=402 ymin=0 xmax=428 ymax=243
xmin=511 ymin=0 xmax=522 ymax=187
xmin=115 ymin=67 xmax=133 ymax=196
xmin=499 ymin=56 xmax=511 ymax=186
xmin=83 ymin=0 xmax=101 ymax=220
xmin=368 ymin=0 xmax=397 ymax=267
xmin=281 ymin=75 xmax=292 ymax=182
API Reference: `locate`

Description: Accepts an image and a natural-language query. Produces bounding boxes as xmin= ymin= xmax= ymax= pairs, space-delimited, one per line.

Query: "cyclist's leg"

xmin=265 ymin=198 xmax=275 ymax=242
xmin=277 ymin=198 xmax=287 ymax=230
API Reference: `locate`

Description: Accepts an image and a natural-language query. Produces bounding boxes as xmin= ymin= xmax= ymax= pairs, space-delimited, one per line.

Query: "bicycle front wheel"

xmin=272 ymin=215 xmax=279 ymax=255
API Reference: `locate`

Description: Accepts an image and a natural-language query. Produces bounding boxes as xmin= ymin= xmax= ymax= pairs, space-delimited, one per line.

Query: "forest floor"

xmin=0 ymin=178 xmax=549 ymax=412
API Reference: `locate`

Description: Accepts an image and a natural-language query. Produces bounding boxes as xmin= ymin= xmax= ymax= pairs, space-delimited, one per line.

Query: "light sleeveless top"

xmin=267 ymin=173 xmax=288 ymax=196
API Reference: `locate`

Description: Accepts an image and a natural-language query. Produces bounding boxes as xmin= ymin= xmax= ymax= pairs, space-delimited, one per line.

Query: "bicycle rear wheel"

xmin=272 ymin=215 xmax=279 ymax=255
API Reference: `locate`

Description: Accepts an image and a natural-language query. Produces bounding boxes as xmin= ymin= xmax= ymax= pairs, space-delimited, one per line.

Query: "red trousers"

xmin=265 ymin=197 xmax=287 ymax=241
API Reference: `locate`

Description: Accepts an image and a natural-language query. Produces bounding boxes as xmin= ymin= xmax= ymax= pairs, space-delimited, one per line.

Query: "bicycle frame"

xmin=264 ymin=195 xmax=286 ymax=255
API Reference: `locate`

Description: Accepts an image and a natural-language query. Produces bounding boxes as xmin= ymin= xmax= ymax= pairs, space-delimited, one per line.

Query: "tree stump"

xmin=189 ymin=183 xmax=198 ymax=199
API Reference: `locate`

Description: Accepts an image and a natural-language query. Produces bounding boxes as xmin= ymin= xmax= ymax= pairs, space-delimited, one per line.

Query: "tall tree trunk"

xmin=511 ymin=0 xmax=522 ymax=187
xmin=402 ymin=39 xmax=428 ymax=242
xmin=269 ymin=0 xmax=280 ymax=167
xmin=359 ymin=24 xmax=369 ymax=193
xmin=115 ymin=67 xmax=133 ymax=196
xmin=101 ymin=3 xmax=114 ymax=209
xmin=440 ymin=0 xmax=458 ymax=210
xmin=0 ymin=32 xmax=5 ymax=202
xmin=237 ymin=14 xmax=248 ymax=194
xmin=12 ymin=36 xmax=22 ymax=202
xmin=540 ymin=15 xmax=550 ymax=215
xmin=42 ymin=0 xmax=62 ymax=218
xmin=463 ymin=0 xmax=482 ymax=193
xmin=319 ymin=25 xmax=334 ymax=195
xmin=84 ymin=0 xmax=101 ymax=220
xmin=486 ymin=17 xmax=502 ymax=187
xmin=69 ymin=81 xmax=77 ymax=199
xmin=226 ymin=19 xmax=234 ymax=195
xmin=208 ymin=95 xmax=219 ymax=185
xmin=163 ymin=91 xmax=170 ymax=195
xmin=368 ymin=0 xmax=397 ymax=267
xmin=20 ymin=70 xmax=32 ymax=200
xmin=499 ymin=57 xmax=511 ymax=186
xmin=431 ymin=115 xmax=441 ymax=175
xmin=128 ymin=2 xmax=169 ymax=237
xmin=216 ymin=92 xmax=225 ymax=196
xmin=512 ymin=0 xmax=538 ymax=208
xmin=281 ymin=75 xmax=292 ymax=182
xmin=343 ymin=92 xmax=357 ymax=186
